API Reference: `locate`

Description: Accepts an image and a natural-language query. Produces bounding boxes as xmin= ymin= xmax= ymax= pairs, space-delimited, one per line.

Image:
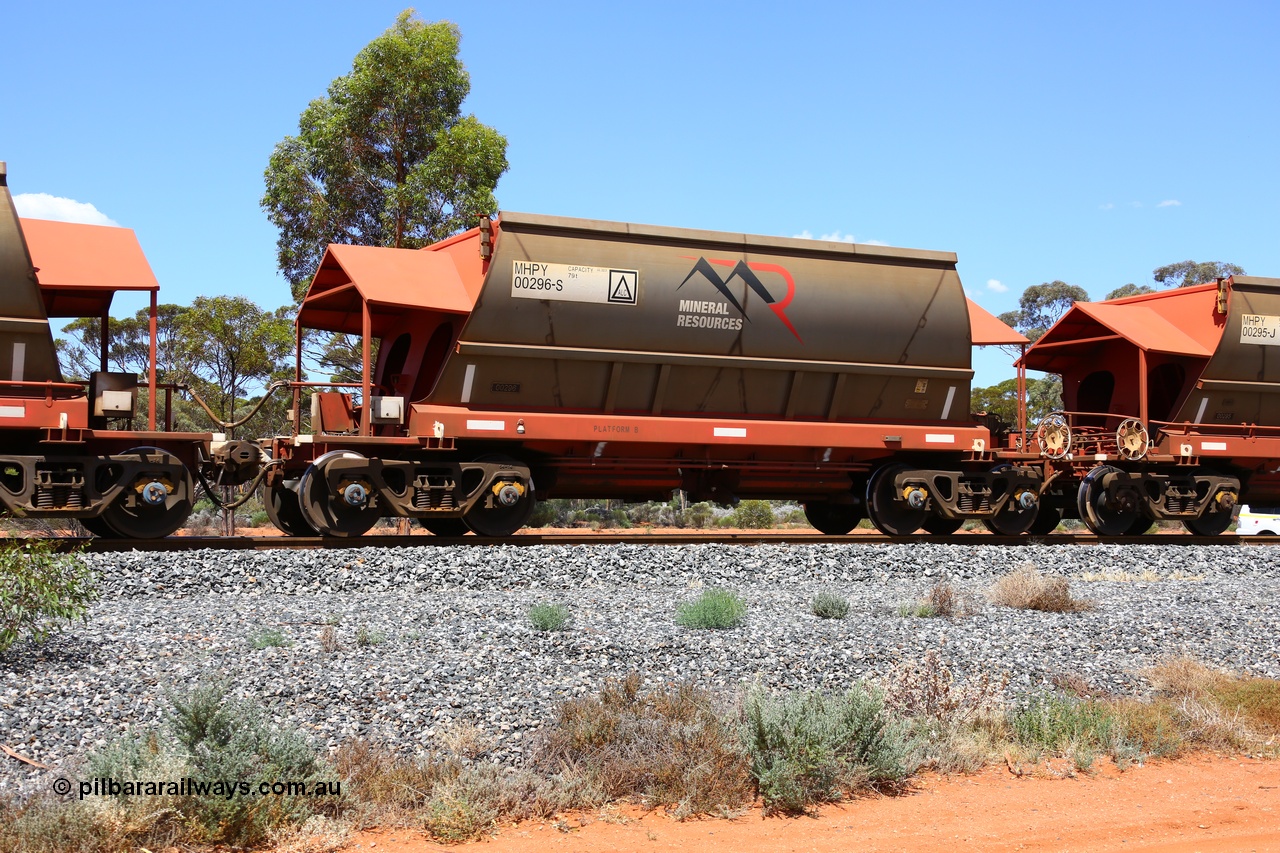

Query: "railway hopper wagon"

xmin=268 ymin=212 xmax=1038 ymax=537
xmin=1019 ymin=278 xmax=1280 ymax=536
xmin=0 ymin=163 xmax=261 ymax=537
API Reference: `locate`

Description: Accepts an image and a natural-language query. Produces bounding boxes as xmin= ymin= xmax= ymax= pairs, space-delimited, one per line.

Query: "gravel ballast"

xmin=2 ymin=541 xmax=1278 ymax=793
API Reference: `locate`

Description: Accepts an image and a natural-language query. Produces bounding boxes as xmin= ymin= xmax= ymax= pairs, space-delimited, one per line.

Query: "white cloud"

xmin=1098 ymin=202 xmax=1115 ymax=210
xmin=986 ymin=279 xmax=1008 ymax=293
xmin=793 ymin=229 xmax=884 ymax=245
xmin=12 ymin=193 xmax=119 ymax=226
xmin=1129 ymin=201 xmax=1143 ymax=208
xmin=1157 ymin=199 xmax=1182 ymax=208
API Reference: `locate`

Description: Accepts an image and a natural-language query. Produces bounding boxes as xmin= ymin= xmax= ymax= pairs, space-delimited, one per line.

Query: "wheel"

xmin=1183 ymin=510 xmax=1232 ymax=536
xmin=1125 ymin=518 xmax=1154 ymax=535
xmin=1028 ymin=506 xmax=1062 ymax=536
xmin=79 ymin=516 xmax=118 ymax=538
xmin=803 ymin=501 xmax=862 ymax=535
xmin=982 ymin=464 xmax=1039 ymax=535
xmin=1076 ymin=465 xmax=1140 ymax=536
xmin=264 ymin=481 xmax=319 ymax=536
xmin=463 ymin=456 xmax=535 ymax=537
xmin=866 ymin=464 xmax=927 ymax=536
xmin=99 ymin=447 xmax=193 ymax=539
xmin=922 ymin=515 xmax=964 ymax=535
xmin=297 ymin=451 xmax=381 ymax=538
xmin=418 ymin=517 xmax=471 ymax=537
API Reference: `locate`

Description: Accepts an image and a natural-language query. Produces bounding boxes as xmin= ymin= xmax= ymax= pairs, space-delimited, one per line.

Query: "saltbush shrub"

xmin=528 ymin=603 xmax=571 ymax=632
xmin=742 ymin=684 xmax=911 ymax=814
xmin=810 ymin=592 xmax=850 ymax=619
xmin=676 ymin=589 xmax=746 ymax=629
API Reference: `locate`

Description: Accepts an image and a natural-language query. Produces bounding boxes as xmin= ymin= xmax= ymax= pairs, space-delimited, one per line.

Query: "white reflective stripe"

xmin=940 ymin=385 xmax=956 ymax=419
xmin=0 ymin=405 xmax=24 ymax=417
xmin=465 ymin=419 xmax=505 ymax=431
xmin=1194 ymin=396 xmax=1209 ymax=424
xmin=460 ymin=364 xmax=476 ymax=403
xmin=925 ymin=433 xmax=954 ymax=444
xmin=713 ymin=427 xmax=747 ymax=437
xmin=594 ymin=442 xmax=606 ymax=457
xmin=1201 ymin=441 xmax=1228 ymax=451
xmin=822 ymin=447 xmax=832 ymax=462
xmin=11 ymin=342 xmax=24 ymax=381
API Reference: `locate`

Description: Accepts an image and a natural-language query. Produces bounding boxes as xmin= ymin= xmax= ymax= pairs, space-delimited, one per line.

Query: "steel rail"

xmin=30 ymin=532 xmax=1280 ymax=553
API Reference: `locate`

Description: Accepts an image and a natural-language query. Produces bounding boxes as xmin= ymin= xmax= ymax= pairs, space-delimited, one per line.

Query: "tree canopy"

xmin=1153 ymin=260 xmax=1245 ymax=289
xmin=262 ymin=10 xmax=509 ymax=302
xmin=1103 ymin=283 xmax=1155 ymax=300
xmin=970 ymin=376 xmax=1063 ymax=426
xmin=997 ymin=280 xmax=1089 ymax=343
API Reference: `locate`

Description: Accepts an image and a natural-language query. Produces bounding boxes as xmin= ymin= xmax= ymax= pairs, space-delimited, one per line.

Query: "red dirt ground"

xmin=336 ymin=755 xmax=1280 ymax=853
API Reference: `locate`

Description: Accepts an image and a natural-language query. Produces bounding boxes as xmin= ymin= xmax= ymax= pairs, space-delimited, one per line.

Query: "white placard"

xmin=1240 ymin=314 xmax=1280 ymax=345
xmin=510 ymin=261 xmax=638 ymax=305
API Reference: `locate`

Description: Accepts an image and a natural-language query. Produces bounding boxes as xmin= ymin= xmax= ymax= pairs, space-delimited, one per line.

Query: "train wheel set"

xmin=2 ymin=161 xmax=1277 ymax=541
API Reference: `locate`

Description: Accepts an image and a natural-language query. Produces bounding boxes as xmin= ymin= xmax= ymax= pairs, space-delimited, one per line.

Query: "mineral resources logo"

xmin=675 ymin=257 xmax=801 ymax=341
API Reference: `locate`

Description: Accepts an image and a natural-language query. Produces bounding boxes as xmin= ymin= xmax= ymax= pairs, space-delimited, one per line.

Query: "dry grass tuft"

xmin=988 ymin=563 xmax=1094 ymax=612
xmin=537 ymin=673 xmax=752 ymax=818
xmin=885 ymin=650 xmax=1006 ymax=723
xmin=898 ymin=580 xmax=973 ymax=618
xmin=1147 ymin=656 xmax=1280 ymax=741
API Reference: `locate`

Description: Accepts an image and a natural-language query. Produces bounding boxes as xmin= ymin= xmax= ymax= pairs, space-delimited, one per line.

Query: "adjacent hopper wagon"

xmin=0 ymin=163 xmax=261 ymax=537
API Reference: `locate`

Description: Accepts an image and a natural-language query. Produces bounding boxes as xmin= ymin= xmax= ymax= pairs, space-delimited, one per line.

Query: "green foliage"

xmin=970 ymin=375 xmax=1063 ymax=425
xmin=997 ymin=280 xmax=1089 ymax=343
xmin=355 ymin=625 xmax=387 ymax=646
xmin=1153 ymin=260 xmax=1244 ymax=289
xmin=809 ymin=591 xmax=849 ymax=619
xmin=684 ymin=501 xmax=714 ymax=529
xmin=179 ymin=297 xmax=293 ymax=435
xmin=0 ymin=539 xmax=98 ymax=653
xmin=249 ymin=627 xmax=291 ymax=649
xmin=733 ymin=500 xmax=775 ymax=529
xmin=528 ymin=602 xmax=571 ymax=632
xmin=1104 ymin=282 xmax=1155 ymax=300
xmin=1008 ymin=694 xmax=1122 ymax=767
xmin=16 ymin=683 xmax=339 ymax=850
xmin=742 ymin=685 xmax=911 ymax=814
xmin=262 ymin=11 xmax=509 ymax=301
xmin=676 ymin=589 xmax=746 ymax=629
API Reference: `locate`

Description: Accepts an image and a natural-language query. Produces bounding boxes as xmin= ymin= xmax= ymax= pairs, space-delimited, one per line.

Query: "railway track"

xmin=34 ymin=531 xmax=1280 ymax=552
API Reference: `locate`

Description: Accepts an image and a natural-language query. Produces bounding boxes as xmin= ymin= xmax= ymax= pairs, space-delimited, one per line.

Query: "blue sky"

xmin=4 ymin=1 xmax=1277 ymax=386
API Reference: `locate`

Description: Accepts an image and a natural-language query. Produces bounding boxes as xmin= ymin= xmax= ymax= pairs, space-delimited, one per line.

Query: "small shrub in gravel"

xmin=249 ymin=627 xmax=290 ymax=649
xmin=676 ymin=588 xmax=746 ymax=629
xmin=355 ymin=625 xmax=386 ymax=646
xmin=538 ymin=673 xmax=751 ymax=818
xmin=0 ymin=539 xmax=98 ymax=653
xmin=896 ymin=580 xmax=967 ymax=619
xmin=528 ymin=602 xmax=571 ymax=632
xmin=319 ymin=625 xmax=340 ymax=653
xmin=810 ymin=591 xmax=850 ymax=619
xmin=743 ymin=684 xmax=911 ymax=815
xmin=989 ymin=563 xmax=1093 ymax=612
